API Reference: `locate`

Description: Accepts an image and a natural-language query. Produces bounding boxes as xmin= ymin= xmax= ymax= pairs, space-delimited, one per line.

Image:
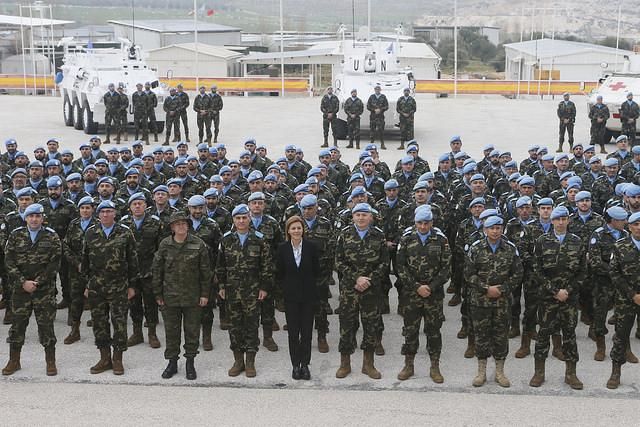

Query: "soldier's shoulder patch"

xmin=151 ymin=215 xmax=160 ymax=221
xmin=45 ymin=227 xmax=56 ymax=233
xmin=0 ymin=223 xmax=5 ymax=231
xmin=119 ymin=224 xmax=131 ymax=230
xmin=464 ymin=244 xmax=469 ymax=252
xmin=254 ymin=230 xmax=264 ymax=239
xmin=590 ymin=237 xmax=597 ymax=245
xmin=470 ymin=239 xmax=482 ymax=248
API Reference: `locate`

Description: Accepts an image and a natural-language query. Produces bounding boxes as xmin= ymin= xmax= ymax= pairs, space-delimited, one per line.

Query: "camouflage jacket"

xmin=589 ymin=225 xmax=628 ymax=277
xmin=609 ymin=236 xmax=640 ymax=302
xmin=302 ymin=215 xmax=335 ymax=277
xmin=189 ymin=216 xmax=221 ymax=270
xmin=504 ymin=217 xmax=536 ymax=270
xmin=0 ymin=197 xmax=16 ymax=224
xmin=343 ymin=96 xmax=364 ymax=117
xmin=396 ymin=95 xmax=416 ymax=117
xmin=193 ymin=93 xmax=212 ymax=114
xmin=533 ymin=232 xmax=586 ymax=302
xmin=131 ymin=90 xmax=149 ymax=115
xmin=619 ymin=100 xmax=640 ymax=121
xmin=375 ymin=197 xmax=409 ymax=242
xmin=63 ymin=217 xmax=96 ymax=268
xmin=320 ymin=94 xmax=340 ymax=116
xmin=557 ymin=100 xmax=576 ymax=122
xmin=588 ymin=103 xmax=610 ymax=121
xmin=334 ymin=225 xmax=389 ymax=293
xmin=207 ymin=206 xmax=232 ymax=233
xmin=103 ymin=91 xmax=120 ymax=113
xmin=366 ymin=94 xmax=389 ymax=118
xmin=39 ymin=197 xmax=77 ymax=239
xmin=591 ymin=175 xmax=626 ymax=214
xmin=5 ymin=226 xmax=61 ymax=290
xmin=176 ymin=91 xmax=190 ymax=111
xmin=249 ymin=214 xmax=283 ymax=254
xmin=568 ymin=211 xmax=605 ymax=244
xmin=119 ymin=214 xmax=163 ymax=279
xmin=163 ymin=95 xmax=181 ymax=114
xmin=209 ymin=92 xmax=223 ymax=113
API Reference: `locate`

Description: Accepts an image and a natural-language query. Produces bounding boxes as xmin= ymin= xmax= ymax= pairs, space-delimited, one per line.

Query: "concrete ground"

xmin=0 ymin=94 xmax=637 ymax=425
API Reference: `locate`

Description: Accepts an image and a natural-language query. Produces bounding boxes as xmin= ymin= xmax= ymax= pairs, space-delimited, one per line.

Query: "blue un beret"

xmin=127 ymin=192 xmax=146 ymax=205
xmin=483 ymin=216 xmax=504 ymax=228
xmin=414 ymin=205 xmax=433 ymax=222
xmin=232 ymin=204 xmax=249 ymax=216
xmin=551 ymin=206 xmax=570 ymax=220
xmin=606 ymin=206 xmax=628 ymax=221
xmin=300 ymin=194 xmax=318 ymax=208
xmin=24 ymin=203 xmax=44 ymax=217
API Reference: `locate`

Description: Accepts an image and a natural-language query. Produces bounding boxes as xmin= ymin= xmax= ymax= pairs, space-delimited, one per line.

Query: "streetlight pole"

xmin=280 ymin=0 xmax=285 ymax=97
xmin=453 ymin=0 xmax=458 ymax=98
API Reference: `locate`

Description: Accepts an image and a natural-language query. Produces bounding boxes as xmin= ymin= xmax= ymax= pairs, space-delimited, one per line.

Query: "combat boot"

xmin=556 ymin=142 xmax=564 ymax=152
xmin=185 ymin=357 xmax=197 ymax=380
xmin=272 ymin=319 xmax=280 ymax=331
xmin=448 ymin=294 xmax=461 ymax=307
xmin=336 ymin=353 xmax=351 ymax=378
xmin=564 ymin=361 xmax=583 ymax=390
xmin=245 ymin=352 xmax=257 ymax=377
xmin=355 ymin=138 xmax=360 ymax=149
xmin=148 ymin=324 xmax=161 ymax=349
xmin=322 ymin=136 xmax=329 ymax=148
xmin=346 ymin=138 xmax=354 ymax=149
xmin=64 ymin=321 xmax=81 ymax=345
xmin=57 ymin=299 xmax=69 ymax=309
xmin=464 ymin=336 xmax=476 ymax=358
xmin=90 ymin=347 xmax=112 ymax=374
xmin=317 ymin=334 xmax=329 ymax=353
xmin=606 ymin=362 xmax=622 ymax=389
xmin=594 ymin=336 xmax=606 ymax=361
xmin=202 ymin=325 xmax=213 ymax=351
xmin=2 ymin=307 xmax=11 ymax=325
xmin=529 ymin=358 xmax=545 ymax=387
xmin=105 ymin=132 xmax=111 ymax=144
xmin=508 ymin=323 xmax=520 ymax=338
xmin=219 ymin=316 xmax=230 ymax=331
xmin=185 ymin=132 xmax=190 ymax=143
xmin=2 ymin=346 xmax=21 ymax=375
xmin=45 ymin=346 xmax=57 ymax=376
xmin=122 ymin=131 xmax=128 ymax=142
xmin=625 ymin=342 xmax=638 ymax=363
xmin=552 ymin=335 xmax=565 ymax=361
xmin=430 ymin=358 xmax=444 ymax=383
xmin=472 ymin=358 xmax=487 ymax=387
xmin=127 ymin=322 xmax=144 ymax=347
xmin=0 ymin=299 xmax=5 ymax=310
xmin=379 ymin=138 xmax=386 ymax=150
xmin=495 ymin=359 xmax=510 ymax=388
xmin=333 ymin=136 xmax=338 ymax=147
xmin=375 ymin=336 xmax=385 ymax=356
xmin=115 ymin=132 xmax=121 ymax=144
xmin=112 ymin=350 xmax=124 ymax=375
xmin=228 ymin=351 xmax=245 ymax=377
xmin=262 ymin=326 xmax=278 ymax=352
xmin=397 ymin=354 xmax=415 ymax=381
xmin=397 ymin=140 xmax=405 ymax=150
xmin=162 ymin=359 xmax=178 ymax=379
xmin=361 ymin=351 xmax=381 ymax=379
xmin=515 ymin=332 xmax=531 ymax=358
xmin=600 ymin=145 xmax=608 ymax=154
xmin=153 ymin=133 xmax=158 ymax=142
xmin=199 ymin=137 xmax=203 ymax=144
xmin=457 ymin=325 xmax=468 ymax=339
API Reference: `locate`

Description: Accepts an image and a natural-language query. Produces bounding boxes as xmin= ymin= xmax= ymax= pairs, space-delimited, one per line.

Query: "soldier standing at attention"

xmin=2 ymin=203 xmax=61 ymax=376
xmin=396 ymin=87 xmax=417 ymax=151
xmin=320 ymin=86 xmax=340 ymax=148
xmin=557 ymin=92 xmax=576 ymax=152
xmin=367 ymin=85 xmax=389 ymax=149
xmin=217 ymin=204 xmax=272 ymax=378
xmin=163 ymin=88 xmax=181 ymax=145
xmin=396 ymin=205 xmax=451 ymax=383
xmin=343 ymin=89 xmax=364 ymax=149
xmin=131 ymin=83 xmax=148 ymax=143
xmin=589 ymin=95 xmax=610 ymax=154
xmin=620 ymin=92 xmax=639 ymax=146
xmin=83 ymin=200 xmax=139 ymax=376
xmin=193 ymin=85 xmax=213 ymax=145
xmin=103 ymin=83 xmax=119 ymax=144
xmin=153 ymin=212 xmax=212 ymax=380
xmin=209 ymin=84 xmax=224 ymax=145
xmin=176 ymin=83 xmax=190 ymax=142
xmin=466 ymin=215 xmax=522 ymax=388
xmin=116 ymin=84 xmax=129 ymax=143
xmin=144 ymin=82 xmax=159 ymax=143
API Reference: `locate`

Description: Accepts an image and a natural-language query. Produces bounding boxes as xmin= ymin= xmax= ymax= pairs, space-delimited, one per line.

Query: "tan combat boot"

xmin=472 ymin=358 xmax=487 ymax=387
xmin=112 ymin=350 xmax=124 ymax=375
xmin=202 ymin=325 xmax=213 ymax=351
xmin=321 ymin=136 xmax=329 ymax=148
xmin=127 ymin=322 xmax=144 ymax=347
xmin=515 ymin=332 xmax=531 ymax=358
xmin=90 ymin=347 xmax=112 ymax=374
xmin=625 ymin=342 xmax=638 ymax=363
xmin=564 ymin=361 xmax=583 ymax=390
xmin=594 ymin=336 xmax=606 ymax=361
xmin=606 ymin=362 xmax=622 ymax=389
xmin=317 ymin=334 xmax=329 ymax=353
xmin=148 ymin=324 xmax=161 ymax=349
xmin=336 ymin=353 xmax=351 ymax=378
xmin=556 ymin=142 xmax=564 ymax=153
xmin=397 ymin=354 xmax=415 ymax=381
xmin=508 ymin=323 xmax=520 ymax=339
xmin=464 ymin=336 xmax=476 ymax=358
xmin=262 ymin=327 xmax=278 ymax=352
xmin=245 ymin=352 xmax=257 ymax=377
xmin=529 ymin=358 xmax=546 ymax=387
xmin=552 ymin=335 xmax=565 ymax=361
xmin=2 ymin=346 xmax=21 ymax=375
xmin=375 ymin=336 xmax=385 ymax=356
xmin=272 ymin=319 xmax=280 ymax=331
xmin=430 ymin=358 xmax=444 ymax=383
xmin=228 ymin=351 xmax=245 ymax=377
xmin=64 ymin=321 xmax=81 ymax=345
xmin=361 ymin=351 xmax=381 ymax=379
xmin=45 ymin=346 xmax=57 ymax=376
xmin=495 ymin=359 xmax=511 ymax=388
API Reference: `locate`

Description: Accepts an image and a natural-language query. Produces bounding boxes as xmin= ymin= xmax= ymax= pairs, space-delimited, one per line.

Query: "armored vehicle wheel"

xmin=83 ymin=101 xmax=98 ymax=134
xmin=73 ymin=98 xmax=84 ymax=130
xmin=63 ymin=94 xmax=74 ymax=126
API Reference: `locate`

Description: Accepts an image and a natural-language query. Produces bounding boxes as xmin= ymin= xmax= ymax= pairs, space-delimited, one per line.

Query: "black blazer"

xmin=275 ymin=239 xmax=320 ymax=303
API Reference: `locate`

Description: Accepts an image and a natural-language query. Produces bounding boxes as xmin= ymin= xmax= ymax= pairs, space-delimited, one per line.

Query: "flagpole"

xmin=194 ymin=0 xmax=199 ymax=90
xmin=453 ymin=0 xmax=458 ymax=98
xmin=280 ymin=0 xmax=284 ymax=97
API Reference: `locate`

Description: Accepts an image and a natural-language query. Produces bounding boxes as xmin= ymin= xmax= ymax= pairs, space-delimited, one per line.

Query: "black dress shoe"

xmin=300 ymin=365 xmax=311 ymax=380
xmin=185 ymin=357 xmax=197 ymax=380
xmin=292 ymin=366 xmax=301 ymax=380
xmin=162 ymin=359 xmax=178 ymax=379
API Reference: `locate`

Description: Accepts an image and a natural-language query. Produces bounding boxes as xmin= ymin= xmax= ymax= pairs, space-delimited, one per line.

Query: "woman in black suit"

xmin=275 ymin=216 xmax=320 ymax=380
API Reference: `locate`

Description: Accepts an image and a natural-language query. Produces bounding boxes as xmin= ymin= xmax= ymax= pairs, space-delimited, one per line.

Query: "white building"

xmin=504 ymin=39 xmax=634 ymax=82
xmin=413 ymin=25 xmax=500 ymax=46
xmin=146 ymin=43 xmax=243 ymax=78
xmin=108 ymin=20 xmax=241 ymax=51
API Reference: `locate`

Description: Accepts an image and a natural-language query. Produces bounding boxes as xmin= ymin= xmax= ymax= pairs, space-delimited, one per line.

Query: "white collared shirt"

xmin=291 ymin=240 xmax=302 ymax=267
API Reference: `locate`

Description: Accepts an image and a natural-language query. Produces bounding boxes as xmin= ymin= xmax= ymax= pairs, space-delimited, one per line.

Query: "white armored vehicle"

xmin=588 ymin=54 xmax=640 ymax=141
xmin=57 ymin=40 xmax=166 ymax=134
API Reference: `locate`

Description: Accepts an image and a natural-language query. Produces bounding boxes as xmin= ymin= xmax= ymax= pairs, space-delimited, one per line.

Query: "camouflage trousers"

xmin=260 ymin=293 xmax=275 ymax=328
xmin=314 ymin=276 xmax=331 ymax=336
xmin=8 ymin=286 xmax=57 ymax=348
xmin=590 ymin=121 xmax=608 ymax=146
xmin=196 ymin=114 xmax=212 ymax=141
xmin=212 ymin=112 xmax=220 ymax=139
xmin=535 ymin=300 xmax=579 ymax=362
xmin=347 ymin=116 xmax=360 ymax=143
xmin=105 ymin=111 xmax=117 ymax=135
xmin=227 ymin=296 xmax=260 ymax=353
xmin=338 ymin=288 xmax=381 ymax=354
xmin=322 ymin=116 xmax=337 ymax=138
xmin=610 ymin=296 xmax=640 ymax=364
xmin=559 ymin=120 xmax=574 ymax=145
xmin=165 ymin=113 xmax=181 ymax=140
xmin=118 ymin=112 xmax=128 ymax=134
xmin=201 ymin=286 xmax=218 ymax=328
xmin=1 ymin=272 xmax=11 ymax=305
xmin=129 ymin=276 xmax=158 ymax=326
xmin=579 ymin=275 xmax=595 ymax=322
xmin=470 ymin=304 xmax=510 ymax=360
xmin=399 ymin=116 xmax=414 ymax=142
xmin=161 ymin=305 xmax=202 ymax=360
xmin=369 ymin=117 xmax=385 ymax=143
xmin=622 ymin=120 xmax=637 ymax=145
xmin=133 ymin=113 xmax=148 ymax=139
xmin=89 ymin=289 xmax=129 ymax=352
xmin=521 ymin=276 xmax=540 ymax=334
xmin=401 ymin=294 xmax=444 ymax=357
xmin=59 ymin=259 xmax=71 ymax=303
xmin=68 ymin=268 xmax=87 ymax=323
xmin=179 ymin=110 xmax=189 ymax=136
xmin=592 ymin=276 xmax=614 ymax=337
xmin=147 ymin=110 xmax=158 ymax=135
xmin=460 ymin=280 xmax=473 ymax=337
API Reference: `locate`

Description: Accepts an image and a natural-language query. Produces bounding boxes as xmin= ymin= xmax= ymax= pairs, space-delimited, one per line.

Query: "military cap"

xmin=93 ymin=159 xmax=108 ymax=166
xmin=120 ymin=146 xmax=131 ymax=153
xmin=28 ymin=160 xmax=43 ymax=169
xmin=384 ymin=179 xmax=399 ymax=190
xmin=46 ymin=176 xmax=63 ymax=188
xmin=450 ymin=135 xmax=462 ymax=143
xmin=60 ymin=149 xmax=73 ymax=156
xmin=454 ymin=151 xmax=468 ymax=160
xmin=555 ymin=153 xmax=569 ymax=162
xmin=285 ymin=144 xmax=297 ymax=151
xmin=519 ymin=176 xmax=535 ymax=187
xmin=232 ymin=204 xmax=250 ymax=216
xmin=141 ymin=152 xmax=154 ymax=160
xmin=176 ymin=141 xmax=188 ymax=148
xmin=604 ymin=158 xmax=619 ymax=167
xmin=358 ymin=152 xmax=370 ymax=161
xmin=153 ymin=185 xmax=169 ymax=194
xmin=349 ymin=173 xmax=364 ymax=183
xmin=632 ymin=146 xmax=640 ymax=155
xmin=128 ymin=192 xmax=146 ymax=205
xmin=203 ymin=188 xmax=218 ymax=198
xmin=438 ymin=153 xmax=451 ymax=163
xmin=247 ymin=170 xmax=264 ymax=183
xmin=168 ymin=212 xmax=190 ymax=226
xmin=401 ymin=155 xmax=415 ymax=165
xmin=188 ymin=195 xmax=206 ymax=206
xmin=307 ymin=167 xmax=322 ymax=178
xmin=352 ymin=203 xmax=375 ymax=214
xmin=572 ymin=142 xmax=584 ymax=150
xmin=15 ymin=187 xmax=35 ymax=198
xmin=163 ymin=147 xmax=174 ymax=153
xmin=469 ymin=197 xmax=486 ymax=208
xmin=96 ymin=200 xmax=116 ymax=212
xmin=346 ymin=195 xmax=353 ymax=203
xmin=479 ymin=209 xmax=498 ymax=220
xmin=4 ymin=138 xmax=16 ymax=146
xmin=607 ymin=206 xmax=628 ymax=221
xmin=316 ymin=163 xmax=328 ymax=171
xmin=516 ymin=196 xmax=532 ymax=208
xmin=414 ymin=205 xmax=433 ymax=222
xmin=541 ymin=154 xmax=555 ymax=162
xmin=185 ymin=155 xmax=197 ymax=163
xmin=305 ymin=177 xmax=318 ymax=185
xmin=45 ymin=159 xmax=61 ymax=168
xmin=628 ymin=212 xmax=640 ymax=224
xmin=624 ymin=184 xmax=640 ymax=197
xmin=567 ymin=176 xmax=583 ymax=188
xmin=10 ymin=168 xmax=27 ymax=178
xmin=482 ymin=144 xmax=495 ymax=151
xmin=66 ymin=172 xmax=82 ymax=182
xmin=239 ymin=150 xmax=251 ymax=159
xmin=504 ymin=160 xmax=517 ymax=169
xmin=14 ymin=151 xmax=27 ymax=158
xmin=264 ymin=174 xmax=277 ymax=183
xmin=132 ymin=141 xmax=143 ymax=148
xmin=209 ymin=175 xmax=223 ymax=183
xmin=33 ymin=145 xmax=46 ymax=152
xmin=275 ymin=157 xmax=287 ymax=164
xmin=364 ymin=144 xmax=377 ymax=151
xmin=537 ymin=146 xmax=549 ymax=155
xmin=615 ymin=183 xmax=629 ymax=196
xmin=405 ymin=145 xmax=418 ymax=154
xmin=219 ymin=165 xmax=231 ymax=175
xmin=462 ymin=163 xmax=477 ymax=175
xmin=296 ymin=147 xmax=304 ymax=154
xmin=528 ymin=144 xmax=540 ymax=152
xmin=418 ymin=171 xmax=435 ymax=182
xmin=244 ymin=138 xmax=257 ymax=147
xmin=588 ymin=155 xmax=602 ymax=164
xmin=227 ymin=159 xmax=240 ymax=166
xmin=209 ymin=147 xmax=218 ymax=155
xmin=247 ymin=192 xmax=265 ymax=202
xmin=508 ymin=172 xmax=521 ymax=182
xmin=82 ymin=165 xmax=97 ymax=173
xmin=300 ymin=194 xmax=318 ymax=208
xmin=293 ymin=184 xmax=309 ymax=194
xmin=584 ymin=145 xmax=596 ymax=153
xmin=77 ymin=196 xmax=94 ymax=207
xmin=129 ymin=158 xmax=144 ymax=168
xmin=319 ymin=149 xmax=332 ymax=157
xmin=196 ymin=142 xmax=208 ymax=150
xmin=489 ymin=149 xmax=500 ymax=157
xmin=361 ymin=156 xmax=374 ymax=165
xmin=412 ymin=181 xmax=428 ymax=191
xmin=256 ymin=144 xmax=266 ymax=150
xmin=351 ymin=186 xmax=368 ymax=197
xmin=107 ymin=147 xmax=119 ymax=154
xmin=470 ymin=173 xmax=485 ymax=182
xmin=500 ymin=151 xmax=512 ymax=158
xmin=329 ymin=146 xmax=340 ymax=152
xmin=216 ymin=143 xmax=226 ymax=150
xmin=24 ymin=203 xmax=44 ymax=217
xmin=537 ymin=197 xmax=554 ymax=206
xmin=550 ymin=206 xmax=570 ymax=220
xmin=125 ymin=168 xmax=139 ymax=177
xmin=483 ymin=216 xmax=504 ymax=228
xmin=97 ymin=176 xmax=115 ymax=187
xmin=560 ymin=171 xmax=575 ymax=181
xmin=616 ymin=135 xmax=628 ymax=143
xmin=166 ymin=178 xmax=183 ymax=187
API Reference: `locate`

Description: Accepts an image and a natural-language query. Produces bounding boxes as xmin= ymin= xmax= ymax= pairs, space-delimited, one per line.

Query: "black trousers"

xmin=284 ymin=300 xmax=315 ymax=368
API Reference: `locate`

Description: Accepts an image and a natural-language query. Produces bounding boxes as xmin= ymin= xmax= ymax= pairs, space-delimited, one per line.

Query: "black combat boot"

xmin=185 ymin=357 xmax=197 ymax=380
xmin=162 ymin=359 xmax=178 ymax=379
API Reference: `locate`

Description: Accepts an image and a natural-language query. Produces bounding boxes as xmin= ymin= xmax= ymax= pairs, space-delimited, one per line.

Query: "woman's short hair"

xmin=285 ymin=215 xmax=305 ymax=241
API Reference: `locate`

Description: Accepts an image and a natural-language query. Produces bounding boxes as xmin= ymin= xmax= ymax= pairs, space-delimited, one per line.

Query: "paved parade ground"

xmin=0 ymin=93 xmax=638 ymax=425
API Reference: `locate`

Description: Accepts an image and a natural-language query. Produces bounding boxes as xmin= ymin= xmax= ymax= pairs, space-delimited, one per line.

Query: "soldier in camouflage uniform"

xmin=193 ymin=86 xmax=213 ymax=145
xmin=83 ymin=200 xmax=139 ymax=376
xmin=2 ymin=203 xmax=61 ymax=376
xmin=103 ymin=83 xmax=120 ymax=144
xmin=144 ymin=82 xmax=159 ymax=142
xmin=217 ymin=204 xmax=272 ymax=378
xmin=176 ymin=83 xmax=190 ymax=142
xmin=320 ymin=86 xmax=340 ymax=148
xmin=131 ymin=83 xmax=149 ymax=143
xmin=620 ymin=92 xmax=639 ymax=145
xmin=367 ymin=85 xmax=389 ymax=149
xmin=396 ymin=87 xmax=416 ymax=150
xmin=466 ymin=215 xmax=522 ymax=388
xmin=209 ymin=85 xmax=224 ymax=144
xmin=589 ymin=95 xmax=610 ymax=154
xmin=530 ymin=206 xmax=586 ymax=390
xmin=557 ymin=92 xmax=576 ymax=152
xmin=153 ymin=212 xmax=211 ymax=380
xmin=163 ymin=88 xmax=181 ymax=144
xmin=116 ymin=85 xmax=129 ymax=142
xmin=396 ymin=205 xmax=450 ymax=383
xmin=344 ymin=89 xmax=364 ymax=149
xmin=334 ymin=203 xmax=389 ymax=379
xmin=592 ymin=158 xmax=624 ymax=214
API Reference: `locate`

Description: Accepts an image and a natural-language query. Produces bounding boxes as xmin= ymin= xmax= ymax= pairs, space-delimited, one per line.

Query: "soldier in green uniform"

xmin=193 ymin=86 xmax=213 ymax=145
xmin=620 ymin=92 xmax=639 ymax=145
xmin=466 ymin=215 xmax=522 ymax=388
xmin=116 ymin=84 xmax=129 ymax=143
xmin=367 ymin=85 xmax=389 ymax=149
xmin=557 ymin=92 xmax=576 ymax=152
xmin=320 ymin=86 xmax=340 ymax=148
xmin=589 ymin=95 xmax=610 ymax=154
xmin=2 ymin=203 xmax=61 ymax=376
xmin=344 ymin=89 xmax=364 ymax=149
xmin=103 ymin=83 xmax=120 ymax=144
xmin=396 ymin=205 xmax=450 ymax=383
xmin=144 ymin=82 xmax=159 ymax=143
xmin=131 ymin=83 xmax=149 ymax=143
xmin=334 ymin=203 xmax=389 ymax=379
xmin=83 ymin=200 xmax=139 ymax=376
xmin=396 ymin=87 xmax=416 ymax=150
xmin=176 ymin=83 xmax=190 ymax=142
xmin=153 ymin=212 xmax=211 ymax=380
xmin=217 ymin=204 xmax=272 ymax=378
xmin=163 ymin=88 xmax=181 ymax=145
xmin=209 ymin=84 xmax=224 ymax=145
